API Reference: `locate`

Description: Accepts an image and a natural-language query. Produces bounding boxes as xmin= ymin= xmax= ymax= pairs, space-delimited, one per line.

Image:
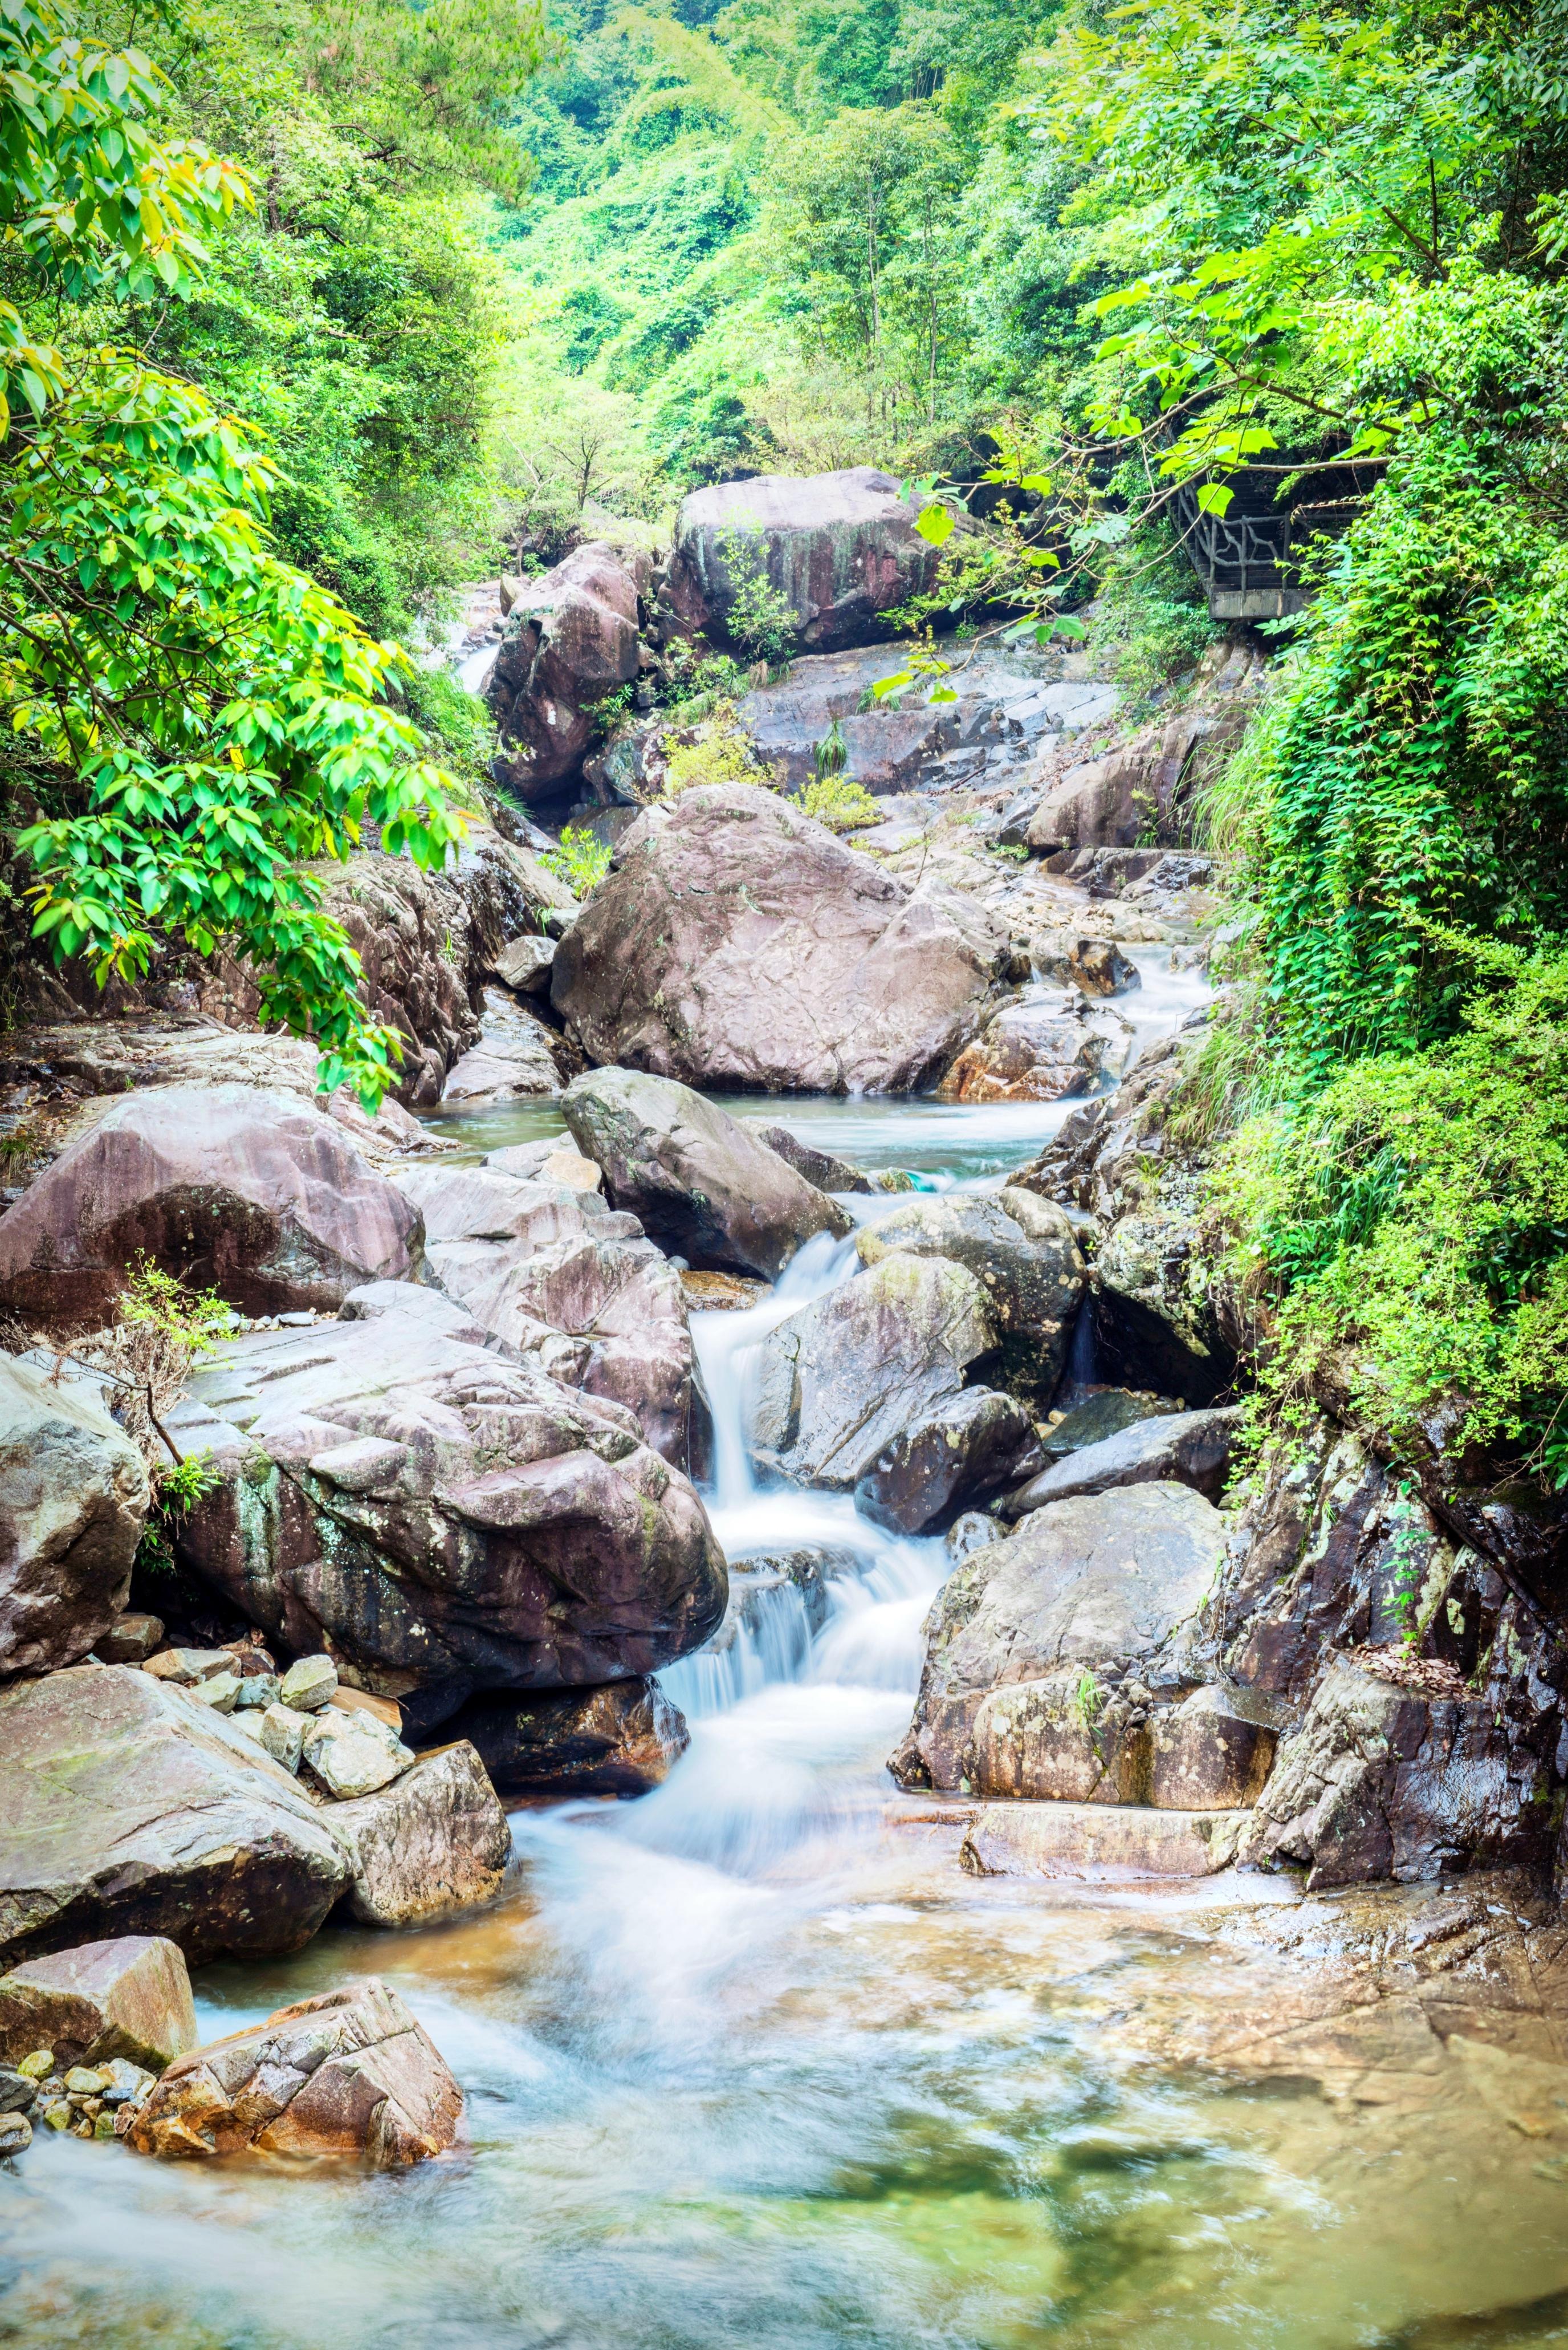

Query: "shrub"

xmin=540 ymin=826 xmax=613 ymax=894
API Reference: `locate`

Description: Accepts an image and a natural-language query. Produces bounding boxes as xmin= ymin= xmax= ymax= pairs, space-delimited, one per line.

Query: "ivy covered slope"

xmin=1029 ymin=0 xmax=1568 ymax=1491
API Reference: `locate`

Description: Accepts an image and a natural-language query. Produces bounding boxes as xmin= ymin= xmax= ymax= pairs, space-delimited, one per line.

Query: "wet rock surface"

xmin=128 ymin=1977 xmax=463 ymax=2166
xmin=449 ymin=1676 xmax=689 ymax=1796
xmin=0 ymin=1084 xmax=423 ymax=1327
xmin=439 ymin=988 xmax=577 ymax=1104
xmin=551 ymin=784 xmax=1009 ymax=1093
xmin=748 ymin=1250 xmax=997 ymax=1491
xmin=561 ymin=1066 xmax=850 ymax=1278
xmin=1001 ymin=1404 xmax=1240 ymax=1514
xmin=0 ymin=1665 xmax=353 ymax=1968
xmin=0 ymin=1355 xmax=150 ymax=1678
xmin=960 ymin=1800 xmax=1248 ymax=1880
xmin=166 ymin=1303 xmax=726 ymax=1729
xmin=853 ymin=1387 xmax=1044 ymax=1536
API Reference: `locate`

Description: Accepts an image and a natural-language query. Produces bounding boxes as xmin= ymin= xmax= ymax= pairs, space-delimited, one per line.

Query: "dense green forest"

xmin=3 ymin=0 xmax=1568 ymax=1481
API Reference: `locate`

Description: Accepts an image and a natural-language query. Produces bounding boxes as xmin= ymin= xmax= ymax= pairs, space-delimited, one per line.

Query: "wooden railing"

xmin=1174 ymin=485 xmax=1362 ymax=620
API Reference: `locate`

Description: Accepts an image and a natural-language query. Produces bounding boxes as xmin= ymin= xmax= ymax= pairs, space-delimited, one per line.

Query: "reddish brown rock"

xmin=552 ymin=784 xmax=1008 ymax=1094
xmin=0 ymin=1934 xmax=197 ymax=2071
xmin=449 ymin=1677 xmax=688 ymax=1796
xmin=0 ymin=1355 xmax=150 ymax=1678
xmin=328 ymin=1744 xmax=512 ymax=1927
xmin=0 ymin=1085 xmax=422 ymax=1326
xmin=488 ymin=543 xmax=645 ymax=801
xmin=128 ymin=1978 xmax=462 ymax=2166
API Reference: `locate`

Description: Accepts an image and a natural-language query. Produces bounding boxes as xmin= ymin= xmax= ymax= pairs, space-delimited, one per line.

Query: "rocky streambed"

xmin=4 ymin=906 xmax=1568 ymax=2345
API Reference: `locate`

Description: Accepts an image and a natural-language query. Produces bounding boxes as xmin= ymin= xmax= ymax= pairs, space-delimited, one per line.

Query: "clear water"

xmin=6 ymin=946 xmax=1566 ymax=2348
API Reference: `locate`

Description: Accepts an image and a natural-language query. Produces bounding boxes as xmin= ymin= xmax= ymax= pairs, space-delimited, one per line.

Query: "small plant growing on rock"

xmin=661 ymin=704 xmax=780 ymax=796
xmin=801 ymin=774 xmax=880 ymax=831
xmin=541 ymin=827 xmax=613 ymax=895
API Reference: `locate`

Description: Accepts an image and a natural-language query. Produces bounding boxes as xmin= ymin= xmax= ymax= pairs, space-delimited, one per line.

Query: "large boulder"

xmin=551 ymin=784 xmax=1009 ymax=1094
xmin=856 ymin=1189 xmax=1085 ymax=1397
xmin=394 ymin=1162 xmax=702 ymax=1467
xmin=561 ymin=1067 xmax=850 ymax=1279
xmin=853 ymin=1388 xmax=1044 ymax=1536
xmin=1000 ymin=1406 xmax=1240 ymax=1516
xmin=1244 ymin=1657 xmax=1546 ymax=1888
xmin=488 ymin=542 xmax=645 ymax=802
xmin=0 ymin=1934 xmax=196 ymax=2072
xmin=447 ymin=1677 xmax=688 ymax=1797
xmin=328 ymin=1744 xmax=512 ymax=1928
xmin=0 ymin=1085 xmax=422 ymax=1327
xmin=439 ymin=989 xmax=572 ymax=1104
xmin=167 ymin=1294 xmax=727 ymax=1734
xmin=127 ymin=1978 xmax=462 ymax=2167
xmin=0 ymin=1356 xmax=150 ymax=1678
xmin=747 ymin=1251 xmax=997 ymax=1490
xmin=935 ymin=999 xmax=1121 ymax=1105
xmin=0 ymin=1666 xmax=353 ymax=1969
xmin=889 ymin=1482 xmax=1227 ymax=1791
xmin=662 ymin=469 xmax=944 ymax=654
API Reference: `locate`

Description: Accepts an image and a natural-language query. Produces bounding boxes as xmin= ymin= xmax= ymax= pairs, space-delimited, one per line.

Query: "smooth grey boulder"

xmin=0 ymin=1084 xmax=422 ymax=1327
xmin=1039 ymin=1390 xmax=1179 ymax=1460
xmin=960 ymin=1802 xmax=1247 ymax=1881
xmin=889 ymin=1482 xmax=1227 ymax=1791
xmin=0 ymin=1666 xmax=352 ymax=1969
xmin=0 ymin=1356 xmax=150 ymax=1680
xmin=328 ymin=1743 xmax=512 ymax=1927
xmin=396 ymin=1160 xmax=700 ymax=1466
xmin=1000 ymin=1406 xmax=1241 ymax=1516
xmin=1244 ymin=1658 xmax=1540 ymax=1888
xmin=551 ymin=784 xmax=1009 ymax=1095
xmin=853 ymin=1388 xmax=1044 ymax=1535
xmin=439 ymin=989 xmax=567 ymax=1104
xmin=748 ymin=1251 xmax=997 ymax=1490
xmin=165 ymin=1303 xmax=726 ymax=1736
xmin=663 ymin=468 xmax=945 ymax=653
xmin=561 ymin=1067 xmax=850 ymax=1280
xmin=492 ymin=933 xmax=556 ymax=997
xmin=856 ymin=1188 xmax=1085 ymax=1396
xmin=447 ymin=1677 xmax=688 ymax=1797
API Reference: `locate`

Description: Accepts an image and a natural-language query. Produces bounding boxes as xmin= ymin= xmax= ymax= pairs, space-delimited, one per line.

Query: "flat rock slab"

xmin=328 ymin=1743 xmax=512 ymax=1928
xmin=1002 ymin=1406 xmax=1241 ymax=1515
xmin=960 ymin=1802 xmax=1248 ymax=1880
xmin=0 ymin=1934 xmax=196 ymax=2071
xmin=128 ymin=1977 xmax=462 ymax=2166
xmin=0 ymin=1666 xmax=352 ymax=1970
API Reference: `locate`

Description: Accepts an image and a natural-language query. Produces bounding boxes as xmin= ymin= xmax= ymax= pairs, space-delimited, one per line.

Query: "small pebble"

xmin=17 ymin=2049 xmax=53 ymax=2080
xmin=63 ymin=2067 xmax=107 ymax=2096
xmin=93 ymin=2111 xmax=117 ymax=2141
xmin=43 ymin=2101 xmax=72 ymax=2131
xmin=0 ymin=2113 xmax=32 ymax=2155
xmin=279 ymin=1654 xmax=338 ymax=1713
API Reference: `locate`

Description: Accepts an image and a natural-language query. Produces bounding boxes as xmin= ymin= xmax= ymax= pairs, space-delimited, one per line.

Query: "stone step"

xmin=960 ymin=1800 xmax=1249 ymax=1881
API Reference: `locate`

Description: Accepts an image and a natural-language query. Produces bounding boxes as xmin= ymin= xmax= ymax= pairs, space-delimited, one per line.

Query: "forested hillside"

xmin=4 ymin=0 xmax=1568 ymax=1486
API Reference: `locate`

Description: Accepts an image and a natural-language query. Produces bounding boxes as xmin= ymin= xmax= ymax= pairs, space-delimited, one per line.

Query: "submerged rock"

xmin=0 ymin=1666 xmax=352 ymax=1968
xmin=128 ymin=1978 xmax=463 ymax=2167
xmin=960 ymin=1802 xmax=1248 ymax=1881
xmin=166 ymin=1305 xmax=726 ymax=1733
xmin=0 ymin=1355 xmax=150 ymax=1680
xmin=449 ymin=1677 xmax=688 ymax=1797
xmin=748 ymin=1251 xmax=997 ymax=1490
xmin=856 ymin=1188 xmax=1085 ymax=1397
xmin=0 ymin=1934 xmax=197 ymax=2072
xmin=0 ymin=1085 xmax=422 ymax=1327
xmin=551 ymin=783 xmax=1009 ymax=1095
xmin=562 ymin=1067 xmax=850 ymax=1279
